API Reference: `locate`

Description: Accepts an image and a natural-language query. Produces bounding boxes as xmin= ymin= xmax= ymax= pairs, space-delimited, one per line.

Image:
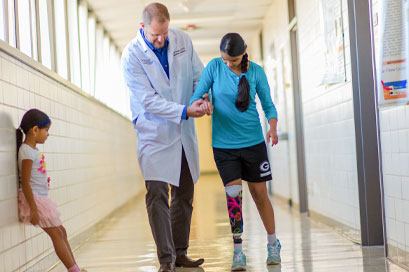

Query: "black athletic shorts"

xmin=213 ymin=141 xmax=272 ymax=186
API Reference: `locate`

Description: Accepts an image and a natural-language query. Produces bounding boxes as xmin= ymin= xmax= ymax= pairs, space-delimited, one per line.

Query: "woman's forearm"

xmin=268 ymin=118 xmax=277 ymax=131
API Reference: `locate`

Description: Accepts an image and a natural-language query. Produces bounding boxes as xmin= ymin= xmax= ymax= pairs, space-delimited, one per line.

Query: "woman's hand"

xmin=200 ymin=100 xmax=213 ymax=115
xmin=187 ymin=100 xmax=206 ymax=117
xmin=267 ymin=129 xmax=278 ymax=147
xmin=267 ymin=118 xmax=278 ymax=147
xmin=31 ymin=209 xmax=40 ymax=225
xmin=200 ymin=94 xmax=213 ymax=115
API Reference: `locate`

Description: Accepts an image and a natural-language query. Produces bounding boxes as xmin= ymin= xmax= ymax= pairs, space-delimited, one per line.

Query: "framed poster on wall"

xmin=319 ymin=0 xmax=347 ymax=84
xmin=378 ymin=0 xmax=409 ymax=106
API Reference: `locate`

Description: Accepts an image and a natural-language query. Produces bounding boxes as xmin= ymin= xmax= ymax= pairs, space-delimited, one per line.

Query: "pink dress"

xmin=18 ymin=143 xmax=61 ymax=228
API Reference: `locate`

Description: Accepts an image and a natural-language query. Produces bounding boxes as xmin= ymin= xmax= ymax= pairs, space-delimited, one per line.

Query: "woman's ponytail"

xmin=235 ymin=53 xmax=250 ymax=112
xmin=240 ymin=52 xmax=248 ymax=73
xmin=220 ymin=33 xmax=250 ymax=112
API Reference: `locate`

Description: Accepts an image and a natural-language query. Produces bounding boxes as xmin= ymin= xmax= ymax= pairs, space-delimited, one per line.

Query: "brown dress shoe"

xmin=158 ymin=263 xmax=175 ymax=272
xmin=175 ymin=254 xmax=204 ymax=267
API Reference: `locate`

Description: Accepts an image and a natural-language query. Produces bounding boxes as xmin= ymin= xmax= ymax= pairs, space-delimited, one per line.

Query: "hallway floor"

xmin=50 ymin=175 xmax=407 ymax=272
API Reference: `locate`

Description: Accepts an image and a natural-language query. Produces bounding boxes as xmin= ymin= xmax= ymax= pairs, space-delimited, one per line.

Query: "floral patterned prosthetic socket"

xmin=226 ymin=191 xmax=243 ymax=244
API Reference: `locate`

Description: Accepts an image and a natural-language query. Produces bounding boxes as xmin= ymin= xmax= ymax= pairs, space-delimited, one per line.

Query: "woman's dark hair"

xmin=16 ymin=109 xmax=51 ymax=152
xmin=220 ymin=33 xmax=250 ymax=112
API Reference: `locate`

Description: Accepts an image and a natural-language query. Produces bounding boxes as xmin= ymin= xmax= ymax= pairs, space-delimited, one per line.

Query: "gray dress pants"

xmin=145 ymin=149 xmax=194 ymax=264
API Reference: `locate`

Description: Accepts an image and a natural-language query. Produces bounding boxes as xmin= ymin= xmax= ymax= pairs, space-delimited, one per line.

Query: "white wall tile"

xmin=396 ymin=221 xmax=406 ymax=249
xmin=8 ymin=61 xmax=17 ymax=86
xmin=296 ymin=0 xmax=360 ymax=230
xmin=1 ymin=59 xmax=11 ymax=83
xmin=0 ymin=81 xmax=4 ymax=104
xmin=3 ymin=83 xmax=18 ymax=107
xmin=380 ymin=111 xmax=390 ymax=131
xmin=0 ymin=50 xmax=143 ymax=270
xmin=390 ymin=108 xmax=399 ymax=131
xmin=379 ymin=102 xmax=409 ymax=254
xmin=401 ymin=154 xmax=409 ymax=176
xmin=385 ymin=197 xmax=395 ymax=219
xmin=405 ymin=106 xmax=409 ymax=129
xmin=3 ymin=248 xmax=14 ymax=272
xmin=251 ymin=0 xmax=360 ymax=231
xmin=391 ymin=131 xmax=400 ymax=153
xmin=250 ymin=0 xmax=298 ymax=201
xmin=405 ymin=224 xmax=409 ymax=249
xmin=397 ymin=106 xmax=407 ymax=130
xmin=398 ymin=130 xmax=408 ymax=153
xmin=402 ymin=177 xmax=409 ymax=199
xmin=0 ymin=253 xmax=4 ymax=272
xmin=402 ymin=201 xmax=409 ymax=224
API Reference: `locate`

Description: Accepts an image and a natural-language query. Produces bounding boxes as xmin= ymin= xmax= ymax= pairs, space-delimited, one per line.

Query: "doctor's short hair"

xmin=142 ymin=3 xmax=170 ymax=26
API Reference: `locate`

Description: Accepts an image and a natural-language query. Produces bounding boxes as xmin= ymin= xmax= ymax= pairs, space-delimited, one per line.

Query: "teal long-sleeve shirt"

xmin=189 ymin=57 xmax=277 ymax=149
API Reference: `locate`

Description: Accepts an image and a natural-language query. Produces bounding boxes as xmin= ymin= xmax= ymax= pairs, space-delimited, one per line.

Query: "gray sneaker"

xmin=266 ymin=240 xmax=281 ymax=265
xmin=231 ymin=249 xmax=246 ymax=271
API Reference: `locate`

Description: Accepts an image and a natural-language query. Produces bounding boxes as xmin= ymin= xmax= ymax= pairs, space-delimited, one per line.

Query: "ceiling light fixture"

xmin=184 ymin=24 xmax=197 ymax=31
xmin=179 ymin=0 xmax=199 ymax=12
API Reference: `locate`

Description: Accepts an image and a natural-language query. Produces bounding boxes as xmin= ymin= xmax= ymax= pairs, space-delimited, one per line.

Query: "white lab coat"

xmin=122 ymin=28 xmax=204 ymax=186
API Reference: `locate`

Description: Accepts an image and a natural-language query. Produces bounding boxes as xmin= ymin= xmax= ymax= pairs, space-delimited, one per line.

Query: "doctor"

xmin=122 ymin=3 xmax=206 ymax=272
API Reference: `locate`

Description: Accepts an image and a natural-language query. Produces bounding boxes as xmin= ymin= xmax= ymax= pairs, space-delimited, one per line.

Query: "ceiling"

xmin=86 ymin=0 xmax=274 ymax=63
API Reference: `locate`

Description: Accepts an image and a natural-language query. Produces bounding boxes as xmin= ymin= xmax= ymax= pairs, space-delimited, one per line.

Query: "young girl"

xmin=190 ymin=33 xmax=281 ymax=271
xmin=16 ymin=109 xmax=85 ymax=272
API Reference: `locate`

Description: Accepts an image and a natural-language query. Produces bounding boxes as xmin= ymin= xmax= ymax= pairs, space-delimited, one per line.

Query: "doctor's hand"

xmin=187 ymin=100 xmax=206 ymax=117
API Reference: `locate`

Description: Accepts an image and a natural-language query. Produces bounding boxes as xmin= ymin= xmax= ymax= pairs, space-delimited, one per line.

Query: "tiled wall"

xmin=379 ymin=107 xmax=409 ymax=258
xmin=250 ymin=0 xmax=300 ymax=205
xmin=296 ymin=0 xmax=360 ymax=231
xmin=372 ymin=0 xmax=409 ymax=263
xmin=0 ymin=48 xmax=142 ymax=271
xmin=252 ymin=0 xmax=361 ymax=231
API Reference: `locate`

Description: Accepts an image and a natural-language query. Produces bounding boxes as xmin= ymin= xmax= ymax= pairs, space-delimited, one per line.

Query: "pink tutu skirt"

xmin=18 ymin=189 xmax=62 ymax=228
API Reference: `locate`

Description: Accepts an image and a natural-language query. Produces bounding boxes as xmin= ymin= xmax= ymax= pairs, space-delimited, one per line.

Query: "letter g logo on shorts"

xmin=259 ymin=161 xmax=270 ymax=172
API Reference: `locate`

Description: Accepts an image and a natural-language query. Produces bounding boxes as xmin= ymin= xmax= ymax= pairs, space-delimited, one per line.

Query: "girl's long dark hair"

xmin=16 ymin=109 xmax=51 ymax=152
xmin=220 ymin=33 xmax=250 ymax=112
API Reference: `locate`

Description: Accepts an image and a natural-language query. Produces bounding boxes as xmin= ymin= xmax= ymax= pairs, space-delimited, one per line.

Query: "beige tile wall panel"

xmin=195 ymin=116 xmax=217 ymax=173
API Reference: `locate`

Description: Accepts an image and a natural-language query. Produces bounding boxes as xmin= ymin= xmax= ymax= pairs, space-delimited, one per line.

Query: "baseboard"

xmin=271 ymin=193 xmax=294 ymax=209
xmin=387 ymin=243 xmax=409 ymax=270
xmin=200 ymin=171 xmax=219 ymax=176
xmin=309 ymin=210 xmax=361 ymax=244
xmin=271 ymin=193 xmax=361 ymax=245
